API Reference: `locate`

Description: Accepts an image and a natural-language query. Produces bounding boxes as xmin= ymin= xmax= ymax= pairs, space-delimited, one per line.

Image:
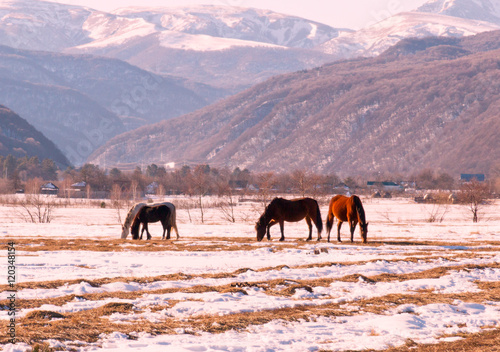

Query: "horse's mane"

xmin=124 ymin=203 xmax=147 ymax=228
xmin=352 ymin=195 xmax=366 ymax=224
xmin=256 ymin=197 xmax=281 ymax=227
xmin=130 ymin=210 xmax=143 ymax=239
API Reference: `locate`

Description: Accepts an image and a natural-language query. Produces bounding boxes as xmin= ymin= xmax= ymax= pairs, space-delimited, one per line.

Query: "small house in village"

xmin=40 ymin=182 xmax=59 ymax=195
xmin=460 ymin=174 xmax=485 ymax=182
xmin=367 ymin=181 xmax=404 ymax=192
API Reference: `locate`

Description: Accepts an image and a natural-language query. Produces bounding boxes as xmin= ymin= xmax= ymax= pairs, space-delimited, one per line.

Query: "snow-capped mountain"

xmin=63 ymin=5 xmax=344 ymax=90
xmin=318 ymin=11 xmax=500 ymax=58
xmin=0 ymin=1 xmax=344 ymax=89
xmin=113 ymin=5 xmax=345 ymax=49
xmin=418 ymin=0 xmax=500 ymax=25
xmin=0 ymin=1 xmax=344 ymax=52
xmin=0 ymin=0 xmax=156 ymax=51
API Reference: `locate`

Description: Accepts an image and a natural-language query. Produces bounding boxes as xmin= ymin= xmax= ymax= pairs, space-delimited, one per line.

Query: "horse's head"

xmin=360 ymin=222 xmax=369 ymax=243
xmin=120 ymin=225 xmax=129 ymax=239
xmin=255 ymin=219 xmax=267 ymax=242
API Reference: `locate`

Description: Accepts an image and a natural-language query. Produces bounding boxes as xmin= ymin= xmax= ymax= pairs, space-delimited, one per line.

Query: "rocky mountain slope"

xmin=0 ymin=105 xmax=70 ymax=168
xmin=88 ymin=31 xmax=500 ymax=177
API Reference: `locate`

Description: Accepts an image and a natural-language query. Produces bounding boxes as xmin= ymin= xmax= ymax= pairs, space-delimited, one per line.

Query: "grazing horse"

xmin=131 ymin=205 xmax=174 ymax=240
xmin=121 ymin=202 xmax=179 ymax=239
xmin=255 ymin=197 xmax=323 ymax=242
xmin=325 ymin=195 xmax=368 ymax=243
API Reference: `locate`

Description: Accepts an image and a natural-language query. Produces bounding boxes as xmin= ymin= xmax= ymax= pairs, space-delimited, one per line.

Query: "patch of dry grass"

xmin=3 ymin=238 xmax=500 ymax=254
xmin=2 ymin=236 xmax=499 ymax=350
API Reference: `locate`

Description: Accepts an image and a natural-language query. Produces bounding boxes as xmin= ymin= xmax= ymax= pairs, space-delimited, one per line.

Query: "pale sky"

xmin=49 ymin=0 xmax=429 ymax=29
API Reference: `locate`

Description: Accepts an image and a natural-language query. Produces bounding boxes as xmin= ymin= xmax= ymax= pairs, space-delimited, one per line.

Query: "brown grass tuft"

xmin=24 ymin=310 xmax=65 ymax=320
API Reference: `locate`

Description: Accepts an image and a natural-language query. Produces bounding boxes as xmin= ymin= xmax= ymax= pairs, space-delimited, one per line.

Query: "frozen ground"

xmin=0 ymin=197 xmax=499 ymax=351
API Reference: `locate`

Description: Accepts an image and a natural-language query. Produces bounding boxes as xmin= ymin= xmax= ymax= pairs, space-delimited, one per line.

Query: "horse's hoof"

xmin=279 ymin=238 xmax=285 ymax=242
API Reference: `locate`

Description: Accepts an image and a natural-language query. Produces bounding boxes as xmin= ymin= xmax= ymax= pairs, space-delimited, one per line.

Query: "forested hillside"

xmin=89 ymin=31 xmax=500 ymax=177
xmin=0 ymin=105 xmax=70 ymax=168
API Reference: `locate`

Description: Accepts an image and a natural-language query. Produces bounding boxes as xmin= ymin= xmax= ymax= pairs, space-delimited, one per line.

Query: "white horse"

xmin=121 ymin=202 xmax=179 ymax=239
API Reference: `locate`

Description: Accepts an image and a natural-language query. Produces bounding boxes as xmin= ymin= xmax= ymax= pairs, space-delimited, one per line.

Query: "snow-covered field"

xmin=1 ymin=197 xmax=500 ymax=351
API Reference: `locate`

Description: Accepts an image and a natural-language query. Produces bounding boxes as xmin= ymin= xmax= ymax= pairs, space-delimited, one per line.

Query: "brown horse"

xmin=255 ymin=197 xmax=323 ymax=242
xmin=325 ymin=195 xmax=368 ymax=243
xmin=131 ymin=205 xmax=174 ymax=240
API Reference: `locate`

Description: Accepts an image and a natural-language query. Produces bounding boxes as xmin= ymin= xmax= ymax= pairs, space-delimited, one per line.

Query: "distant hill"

xmin=0 ymin=105 xmax=70 ymax=168
xmin=88 ymin=31 xmax=500 ymax=177
xmin=0 ymin=45 xmax=224 ymax=165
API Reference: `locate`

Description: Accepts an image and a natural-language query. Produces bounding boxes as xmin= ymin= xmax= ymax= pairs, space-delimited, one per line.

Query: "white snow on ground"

xmin=0 ymin=197 xmax=499 ymax=351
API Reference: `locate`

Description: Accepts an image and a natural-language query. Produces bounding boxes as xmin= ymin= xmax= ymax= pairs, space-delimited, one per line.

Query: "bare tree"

xmin=17 ymin=178 xmax=56 ymax=223
xmin=256 ymin=172 xmax=275 ymax=210
xmin=215 ymin=169 xmax=237 ymax=223
xmin=110 ymin=184 xmax=124 ymax=225
xmin=189 ymin=165 xmax=213 ymax=223
xmin=291 ymin=169 xmax=308 ymax=197
xmin=130 ymin=180 xmax=139 ymax=201
xmin=458 ymin=179 xmax=490 ymax=223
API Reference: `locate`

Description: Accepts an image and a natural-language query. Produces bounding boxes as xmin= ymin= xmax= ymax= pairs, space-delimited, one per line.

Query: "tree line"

xmin=1 ymin=154 xmax=499 ymax=198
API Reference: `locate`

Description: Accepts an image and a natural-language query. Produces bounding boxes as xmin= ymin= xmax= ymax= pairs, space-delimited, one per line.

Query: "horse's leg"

xmin=267 ymin=219 xmax=277 ymax=241
xmin=140 ymin=223 xmax=145 ymax=240
xmin=166 ymin=226 xmax=171 ymax=240
xmin=305 ymin=216 xmax=313 ymax=241
xmin=337 ymin=221 xmax=343 ymax=242
xmin=279 ymin=221 xmax=285 ymax=241
xmin=350 ymin=221 xmax=357 ymax=243
xmin=161 ymin=220 xmax=168 ymax=240
xmin=144 ymin=223 xmax=151 ymax=240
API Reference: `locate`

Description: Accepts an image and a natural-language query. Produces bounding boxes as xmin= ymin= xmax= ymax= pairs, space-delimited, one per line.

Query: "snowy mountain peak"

xmin=418 ymin=0 xmax=500 ymax=24
xmin=112 ymin=5 xmax=345 ymax=49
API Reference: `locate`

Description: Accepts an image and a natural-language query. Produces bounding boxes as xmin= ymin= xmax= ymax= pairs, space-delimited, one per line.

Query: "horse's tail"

xmin=314 ymin=200 xmax=323 ymax=234
xmin=169 ymin=204 xmax=180 ymax=239
xmin=353 ymin=195 xmax=366 ymax=224
xmin=325 ymin=209 xmax=333 ymax=234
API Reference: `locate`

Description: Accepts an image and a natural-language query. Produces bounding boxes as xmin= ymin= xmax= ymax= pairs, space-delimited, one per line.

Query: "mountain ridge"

xmin=0 ymin=105 xmax=71 ymax=168
xmin=88 ymin=30 xmax=500 ymax=177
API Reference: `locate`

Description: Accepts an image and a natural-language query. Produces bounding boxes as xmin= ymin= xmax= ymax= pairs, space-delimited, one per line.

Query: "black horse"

xmin=130 ymin=204 xmax=173 ymax=240
xmin=255 ymin=197 xmax=323 ymax=242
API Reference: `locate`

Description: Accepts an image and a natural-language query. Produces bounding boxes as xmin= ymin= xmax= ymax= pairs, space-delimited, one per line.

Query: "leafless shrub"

xmin=17 ymin=179 xmax=57 ymax=223
xmin=215 ymin=197 xmax=237 ymax=223
xmin=380 ymin=211 xmax=395 ymax=223
xmin=423 ymin=203 xmax=449 ymax=223
xmin=458 ymin=179 xmax=490 ymax=223
xmin=110 ymin=184 xmax=124 ymax=225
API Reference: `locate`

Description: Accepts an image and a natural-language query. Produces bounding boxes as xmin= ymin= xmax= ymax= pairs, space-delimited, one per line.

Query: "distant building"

xmin=146 ymin=182 xmax=159 ymax=195
xmin=460 ymin=174 xmax=485 ymax=182
xmin=71 ymin=181 xmax=87 ymax=190
xmin=40 ymin=182 xmax=59 ymax=195
xmin=367 ymin=181 xmax=404 ymax=192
